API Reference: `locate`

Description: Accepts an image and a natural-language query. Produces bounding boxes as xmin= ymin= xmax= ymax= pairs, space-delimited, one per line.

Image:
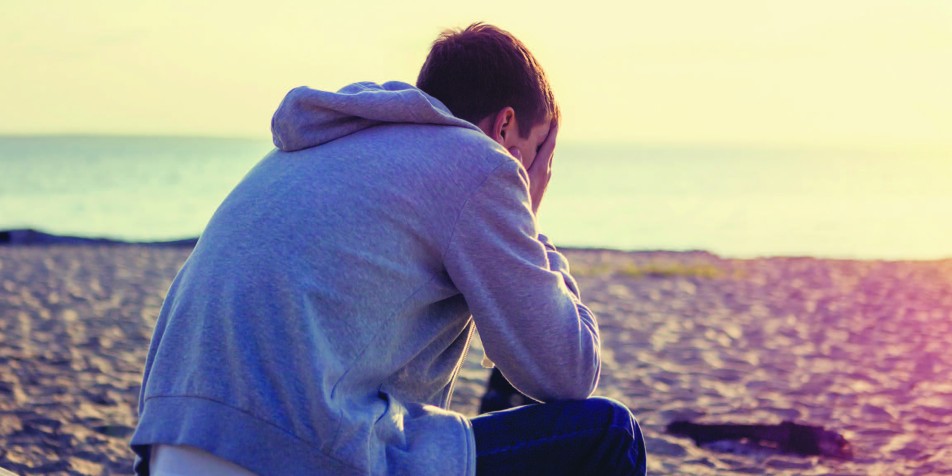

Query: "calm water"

xmin=1 ymin=136 xmax=950 ymax=259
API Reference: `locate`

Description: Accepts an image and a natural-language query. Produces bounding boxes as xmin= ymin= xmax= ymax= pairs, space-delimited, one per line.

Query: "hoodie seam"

xmin=440 ymin=158 xmax=523 ymax=264
xmin=142 ymin=394 xmax=364 ymax=472
xmin=327 ymin=272 xmax=445 ymax=405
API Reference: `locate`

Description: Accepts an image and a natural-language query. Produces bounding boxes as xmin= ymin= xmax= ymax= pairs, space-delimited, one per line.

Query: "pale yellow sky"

xmin=2 ymin=0 xmax=950 ymax=149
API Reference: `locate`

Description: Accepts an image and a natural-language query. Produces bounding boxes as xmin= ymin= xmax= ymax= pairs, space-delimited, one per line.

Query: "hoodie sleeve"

xmin=443 ymin=159 xmax=600 ymax=402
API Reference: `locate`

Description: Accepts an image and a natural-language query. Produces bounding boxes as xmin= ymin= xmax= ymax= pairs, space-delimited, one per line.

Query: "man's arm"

xmin=443 ymin=151 xmax=599 ymax=402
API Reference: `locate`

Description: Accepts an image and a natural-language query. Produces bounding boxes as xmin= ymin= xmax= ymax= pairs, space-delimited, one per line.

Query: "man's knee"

xmin=582 ymin=397 xmax=636 ymax=422
xmin=573 ymin=397 xmax=641 ymax=441
xmin=577 ymin=397 xmax=647 ymax=474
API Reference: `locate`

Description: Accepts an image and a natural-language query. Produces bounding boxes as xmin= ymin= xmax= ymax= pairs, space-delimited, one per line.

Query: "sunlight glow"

xmin=2 ymin=0 xmax=950 ymax=150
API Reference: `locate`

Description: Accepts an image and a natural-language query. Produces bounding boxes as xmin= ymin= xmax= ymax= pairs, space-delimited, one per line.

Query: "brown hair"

xmin=417 ymin=23 xmax=558 ymax=138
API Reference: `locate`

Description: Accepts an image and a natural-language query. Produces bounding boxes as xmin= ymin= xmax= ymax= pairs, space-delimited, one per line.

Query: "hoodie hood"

xmin=271 ymin=81 xmax=482 ymax=152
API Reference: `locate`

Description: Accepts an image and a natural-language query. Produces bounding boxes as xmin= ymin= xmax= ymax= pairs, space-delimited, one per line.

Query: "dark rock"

xmin=91 ymin=424 xmax=134 ymax=438
xmin=667 ymin=419 xmax=853 ymax=459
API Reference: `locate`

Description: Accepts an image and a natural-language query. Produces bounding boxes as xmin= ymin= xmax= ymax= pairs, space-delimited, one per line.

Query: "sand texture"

xmin=2 ymin=244 xmax=951 ymax=475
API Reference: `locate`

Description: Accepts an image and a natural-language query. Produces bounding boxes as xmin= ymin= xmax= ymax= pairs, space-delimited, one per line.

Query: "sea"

xmin=1 ymin=135 xmax=950 ymax=260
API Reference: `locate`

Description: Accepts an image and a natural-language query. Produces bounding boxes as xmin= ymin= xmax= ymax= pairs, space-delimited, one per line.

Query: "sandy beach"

xmin=1 ymin=243 xmax=951 ymax=475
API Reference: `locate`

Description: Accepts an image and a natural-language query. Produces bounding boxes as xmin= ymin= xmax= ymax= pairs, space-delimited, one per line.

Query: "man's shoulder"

xmin=411 ymin=123 xmax=518 ymax=172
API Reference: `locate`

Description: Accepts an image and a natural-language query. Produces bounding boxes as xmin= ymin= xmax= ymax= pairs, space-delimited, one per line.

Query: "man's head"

xmin=417 ymin=23 xmax=558 ymax=167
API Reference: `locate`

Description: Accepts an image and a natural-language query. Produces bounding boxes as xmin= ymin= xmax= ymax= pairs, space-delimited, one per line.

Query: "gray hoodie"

xmin=131 ymin=81 xmax=600 ymax=475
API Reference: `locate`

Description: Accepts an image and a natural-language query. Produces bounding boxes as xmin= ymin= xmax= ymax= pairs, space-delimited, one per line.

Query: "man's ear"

xmin=487 ymin=107 xmax=516 ymax=146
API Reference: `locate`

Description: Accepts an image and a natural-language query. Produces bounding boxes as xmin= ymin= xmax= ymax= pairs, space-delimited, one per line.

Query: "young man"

xmin=131 ymin=23 xmax=646 ymax=475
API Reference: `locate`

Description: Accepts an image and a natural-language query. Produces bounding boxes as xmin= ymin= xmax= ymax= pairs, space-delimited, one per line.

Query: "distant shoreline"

xmin=3 ymin=228 xmax=950 ymax=263
xmin=0 ymin=228 xmax=718 ymax=257
xmin=0 ymin=229 xmax=198 ymax=247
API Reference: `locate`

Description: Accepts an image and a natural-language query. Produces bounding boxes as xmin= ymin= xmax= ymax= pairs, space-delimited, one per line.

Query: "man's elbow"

xmin=532 ymin=360 xmax=600 ymax=402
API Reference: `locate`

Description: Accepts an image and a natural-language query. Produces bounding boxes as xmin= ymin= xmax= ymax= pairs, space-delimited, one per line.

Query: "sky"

xmin=2 ymin=0 xmax=950 ymax=149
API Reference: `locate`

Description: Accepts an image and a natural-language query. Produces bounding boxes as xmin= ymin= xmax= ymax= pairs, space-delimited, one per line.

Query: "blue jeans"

xmin=471 ymin=397 xmax=647 ymax=475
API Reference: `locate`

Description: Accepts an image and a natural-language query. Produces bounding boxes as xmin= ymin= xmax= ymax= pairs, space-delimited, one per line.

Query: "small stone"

xmin=92 ymin=424 xmax=134 ymax=438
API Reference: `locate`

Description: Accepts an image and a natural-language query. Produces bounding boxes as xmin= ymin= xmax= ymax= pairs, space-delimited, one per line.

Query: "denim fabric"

xmin=471 ymin=397 xmax=647 ymax=476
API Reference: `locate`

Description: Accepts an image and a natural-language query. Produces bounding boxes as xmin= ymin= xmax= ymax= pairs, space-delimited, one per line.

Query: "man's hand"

xmin=508 ymin=118 xmax=559 ymax=216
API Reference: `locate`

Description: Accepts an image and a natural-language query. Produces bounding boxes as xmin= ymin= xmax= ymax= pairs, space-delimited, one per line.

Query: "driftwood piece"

xmin=667 ymin=420 xmax=853 ymax=459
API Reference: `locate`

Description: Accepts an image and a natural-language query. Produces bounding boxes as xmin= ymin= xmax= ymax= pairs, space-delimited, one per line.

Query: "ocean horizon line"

xmin=1 ymin=133 xmax=947 ymax=157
